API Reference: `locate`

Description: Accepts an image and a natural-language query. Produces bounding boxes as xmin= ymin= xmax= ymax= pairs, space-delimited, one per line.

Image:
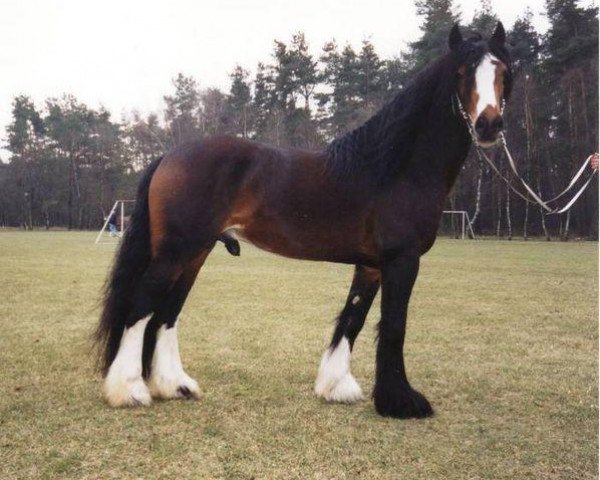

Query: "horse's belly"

xmin=225 ymin=220 xmax=376 ymax=265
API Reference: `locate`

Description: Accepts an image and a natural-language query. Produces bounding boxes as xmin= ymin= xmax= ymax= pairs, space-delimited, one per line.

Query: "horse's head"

xmin=450 ymin=22 xmax=512 ymax=148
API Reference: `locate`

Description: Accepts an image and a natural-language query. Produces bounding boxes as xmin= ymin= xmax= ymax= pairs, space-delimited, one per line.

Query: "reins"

xmin=454 ymin=94 xmax=597 ymax=215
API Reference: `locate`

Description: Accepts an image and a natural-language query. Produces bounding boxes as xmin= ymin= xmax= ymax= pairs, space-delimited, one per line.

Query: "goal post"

xmin=94 ymin=200 xmax=135 ymax=244
xmin=439 ymin=210 xmax=476 ymax=239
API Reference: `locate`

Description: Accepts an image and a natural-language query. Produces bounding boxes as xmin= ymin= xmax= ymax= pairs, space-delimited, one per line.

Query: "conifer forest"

xmin=1 ymin=0 xmax=597 ymax=239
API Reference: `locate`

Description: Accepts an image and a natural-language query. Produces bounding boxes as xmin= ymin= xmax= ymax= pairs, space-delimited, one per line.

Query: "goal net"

xmin=94 ymin=200 xmax=135 ymax=244
xmin=437 ymin=210 xmax=476 ymax=239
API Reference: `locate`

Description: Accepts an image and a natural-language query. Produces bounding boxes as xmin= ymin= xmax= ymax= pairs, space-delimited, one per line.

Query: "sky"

xmin=0 ymin=0 xmax=553 ymax=158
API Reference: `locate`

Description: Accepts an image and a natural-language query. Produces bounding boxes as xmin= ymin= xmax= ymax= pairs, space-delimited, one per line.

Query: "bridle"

xmin=453 ymin=93 xmax=597 ymax=215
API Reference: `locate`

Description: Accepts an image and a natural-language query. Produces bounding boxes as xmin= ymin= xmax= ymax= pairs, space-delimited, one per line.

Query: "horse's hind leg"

xmin=104 ymin=256 xmax=184 ymax=407
xmin=315 ymin=265 xmax=380 ymax=403
xmin=145 ymin=251 xmax=209 ymax=400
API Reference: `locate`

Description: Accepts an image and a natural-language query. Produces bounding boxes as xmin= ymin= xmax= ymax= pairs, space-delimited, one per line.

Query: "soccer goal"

xmin=94 ymin=200 xmax=135 ymax=244
xmin=438 ymin=210 xmax=476 ymax=239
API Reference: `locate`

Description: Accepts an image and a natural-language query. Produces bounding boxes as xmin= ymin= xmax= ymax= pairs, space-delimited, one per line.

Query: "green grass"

xmin=0 ymin=231 xmax=597 ymax=479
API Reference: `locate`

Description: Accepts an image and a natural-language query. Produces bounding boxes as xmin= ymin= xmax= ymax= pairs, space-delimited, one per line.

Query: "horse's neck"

xmin=325 ymin=59 xmax=472 ymax=193
xmin=407 ymin=98 xmax=472 ymax=192
xmin=378 ymin=63 xmax=471 ymax=192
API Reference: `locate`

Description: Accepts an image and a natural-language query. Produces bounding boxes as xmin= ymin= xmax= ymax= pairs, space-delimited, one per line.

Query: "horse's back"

xmin=147 ymin=136 xmax=376 ymax=263
xmin=147 ymin=137 xmax=303 ymax=251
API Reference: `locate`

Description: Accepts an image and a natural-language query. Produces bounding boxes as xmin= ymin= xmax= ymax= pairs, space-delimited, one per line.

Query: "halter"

xmin=453 ymin=93 xmax=597 ymax=215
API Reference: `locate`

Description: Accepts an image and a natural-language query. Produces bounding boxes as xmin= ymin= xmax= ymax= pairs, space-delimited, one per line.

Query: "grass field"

xmin=0 ymin=231 xmax=597 ymax=479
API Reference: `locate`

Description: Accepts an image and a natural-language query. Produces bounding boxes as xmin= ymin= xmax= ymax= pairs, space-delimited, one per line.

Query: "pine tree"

xmin=510 ymin=8 xmax=541 ymax=74
xmin=469 ymin=0 xmax=498 ymax=34
xmin=407 ymin=0 xmax=459 ymax=73
xmin=356 ymin=39 xmax=385 ymax=112
xmin=544 ymin=0 xmax=598 ymax=75
xmin=163 ymin=73 xmax=202 ymax=146
xmin=200 ymin=88 xmax=230 ymax=137
xmin=318 ymin=42 xmax=362 ymax=137
xmin=288 ymin=33 xmax=318 ymax=112
xmin=6 ymin=96 xmax=45 ymax=229
xmin=252 ymin=62 xmax=277 ymax=141
xmin=382 ymin=56 xmax=409 ymax=99
xmin=270 ymin=33 xmax=320 ymax=147
xmin=124 ymin=112 xmax=167 ymax=170
xmin=228 ymin=65 xmax=252 ymax=138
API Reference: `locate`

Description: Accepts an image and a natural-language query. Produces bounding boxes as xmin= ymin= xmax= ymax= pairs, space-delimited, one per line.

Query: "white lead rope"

xmin=501 ymin=137 xmax=596 ymax=214
xmin=551 ymin=172 xmax=596 ymax=214
xmin=471 ymin=139 xmax=537 ymax=205
xmin=535 ymin=153 xmax=593 ymax=204
xmin=454 ymin=94 xmax=597 ymax=215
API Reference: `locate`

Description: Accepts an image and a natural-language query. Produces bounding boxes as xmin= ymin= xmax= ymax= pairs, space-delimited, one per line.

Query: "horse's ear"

xmin=491 ymin=22 xmax=506 ymax=46
xmin=449 ymin=23 xmax=463 ymax=51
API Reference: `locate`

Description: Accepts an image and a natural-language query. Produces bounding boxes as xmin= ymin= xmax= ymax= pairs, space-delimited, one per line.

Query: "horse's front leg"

xmin=315 ymin=265 xmax=380 ymax=403
xmin=373 ymin=255 xmax=433 ymax=418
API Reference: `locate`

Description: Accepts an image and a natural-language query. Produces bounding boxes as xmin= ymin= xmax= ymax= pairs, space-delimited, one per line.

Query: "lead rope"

xmin=454 ymin=95 xmax=544 ymax=206
xmin=454 ymin=94 xmax=597 ymax=215
xmin=501 ymin=137 xmax=596 ymax=214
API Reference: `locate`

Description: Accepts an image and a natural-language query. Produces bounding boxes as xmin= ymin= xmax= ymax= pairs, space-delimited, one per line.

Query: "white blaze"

xmin=474 ymin=54 xmax=499 ymax=117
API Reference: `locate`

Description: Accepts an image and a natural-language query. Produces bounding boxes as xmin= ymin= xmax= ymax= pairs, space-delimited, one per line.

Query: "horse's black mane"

xmin=324 ymin=56 xmax=454 ymax=186
xmin=324 ymin=33 xmax=511 ymax=187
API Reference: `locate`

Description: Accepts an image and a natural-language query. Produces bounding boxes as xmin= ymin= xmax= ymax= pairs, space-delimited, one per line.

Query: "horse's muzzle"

xmin=475 ymin=113 xmax=503 ymax=148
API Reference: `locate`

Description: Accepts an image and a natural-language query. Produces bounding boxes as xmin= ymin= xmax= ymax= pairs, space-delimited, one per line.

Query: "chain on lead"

xmin=455 ymin=93 xmax=509 ymax=156
xmin=454 ymin=94 xmax=479 ymax=144
xmin=453 ymin=93 xmax=537 ymax=204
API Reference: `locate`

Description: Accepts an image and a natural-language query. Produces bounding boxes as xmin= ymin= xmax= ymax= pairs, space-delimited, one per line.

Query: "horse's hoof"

xmin=149 ymin=373 xmax=201 ymax=400
xmin=315 ymin=372 xmax=364 ymax=403
xmin=177 ymin=385 xmax=198 ymax=399
xmin=104 ymin=377 xmax=152 ymax=408
xmin=314 ymin=338 xmax=364 ymax=404
xmin=373 ymin=381 xmax=433 ymax=419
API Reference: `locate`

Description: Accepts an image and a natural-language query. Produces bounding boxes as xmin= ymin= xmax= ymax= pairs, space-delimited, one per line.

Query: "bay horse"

xmin=96 ymin=23 xmax=512 ymax=418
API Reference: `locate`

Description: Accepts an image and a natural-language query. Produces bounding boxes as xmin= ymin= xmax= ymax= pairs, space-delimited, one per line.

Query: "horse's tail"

xmin=95 ymin=156 xmax=163 ymax=375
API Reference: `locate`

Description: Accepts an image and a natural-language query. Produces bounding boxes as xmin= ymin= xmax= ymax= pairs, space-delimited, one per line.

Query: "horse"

xmin=95 ymin=23 xmax=512 ymax=418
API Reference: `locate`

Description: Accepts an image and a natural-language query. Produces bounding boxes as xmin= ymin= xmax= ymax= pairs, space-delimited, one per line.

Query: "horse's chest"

xmin=374 ymin=184 xmax=446 ymax=255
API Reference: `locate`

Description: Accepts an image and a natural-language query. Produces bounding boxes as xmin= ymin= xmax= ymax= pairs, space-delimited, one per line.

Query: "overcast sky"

xmin=1 ymin=0 xmax=553 ymax=157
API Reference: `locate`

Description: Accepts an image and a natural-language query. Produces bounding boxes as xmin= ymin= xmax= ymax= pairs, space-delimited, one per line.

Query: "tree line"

xmin=1 ymin=0 xmax=597 ymax=239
